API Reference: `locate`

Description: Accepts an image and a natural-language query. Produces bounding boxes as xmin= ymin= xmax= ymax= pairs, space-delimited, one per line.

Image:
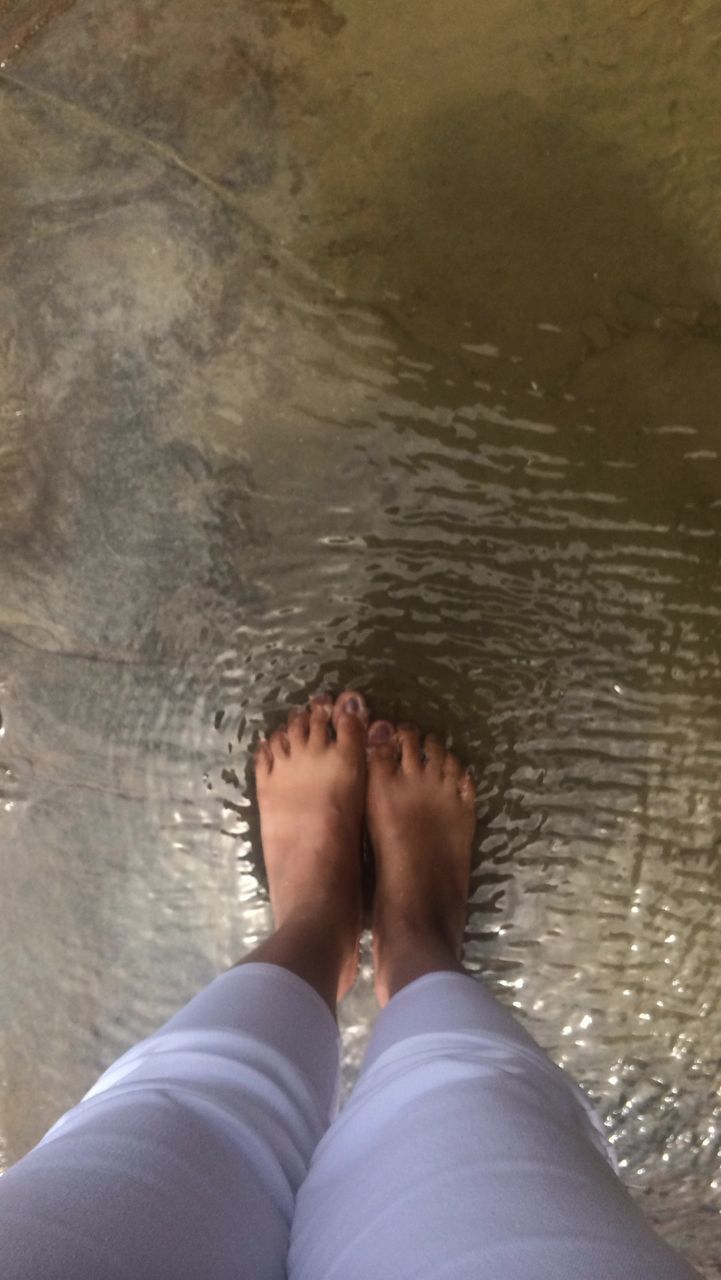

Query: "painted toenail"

xmin=370 ymin=721 xmax=392 ymax=743
xmin=345 ymin=696 xmax=361 ymax=714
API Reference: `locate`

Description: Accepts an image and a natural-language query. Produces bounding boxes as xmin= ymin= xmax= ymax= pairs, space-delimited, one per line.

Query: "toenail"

xmin=345 ymin=696 xmax=361 ymax=714
xmin=370 ymin=721 xmax=392 ymax=743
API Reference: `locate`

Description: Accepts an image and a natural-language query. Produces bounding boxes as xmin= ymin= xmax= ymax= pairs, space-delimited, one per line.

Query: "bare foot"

xmin=254 ymin=690 xmax=368 ymax=1001
xmin=366 ymin=721 xmax=476 ymax=1006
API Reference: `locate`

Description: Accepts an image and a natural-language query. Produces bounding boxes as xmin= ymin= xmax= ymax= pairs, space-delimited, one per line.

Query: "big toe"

xmin=332 ymin=690 xmax=369 ymax=729
xmin=367 ymin=720 xmax=398 ymax=774
xmin=332 ymin=690 xmax=369 ymax=756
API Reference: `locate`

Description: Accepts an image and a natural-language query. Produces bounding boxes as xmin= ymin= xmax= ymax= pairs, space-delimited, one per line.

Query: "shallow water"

xmin=1 ymin=0 xmax=721 ymax=1269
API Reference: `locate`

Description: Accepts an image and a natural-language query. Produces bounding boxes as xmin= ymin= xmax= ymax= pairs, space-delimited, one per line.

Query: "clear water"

xmin=1 ymin=0 xmax=720 ymax=1270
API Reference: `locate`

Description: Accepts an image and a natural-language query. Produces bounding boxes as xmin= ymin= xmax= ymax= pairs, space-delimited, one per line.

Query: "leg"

xmin=289 ymin=721 xmax=700 ymax=1280
xmin=0 ymin=691 xmax=368 ymax=1280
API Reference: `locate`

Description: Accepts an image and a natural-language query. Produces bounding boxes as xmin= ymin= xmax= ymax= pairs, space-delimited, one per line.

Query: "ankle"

xmin=373 ymin=920 xmax=465 ymax=1004
xmin=274 ymin=902 xmax=359 ymax=953
xmin=374 ymin=900 xmax=464 ymax=955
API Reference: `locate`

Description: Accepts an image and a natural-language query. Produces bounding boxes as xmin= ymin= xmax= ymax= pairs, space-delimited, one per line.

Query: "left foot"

xmin=254 ymin=691 xmax=368 ymax=1000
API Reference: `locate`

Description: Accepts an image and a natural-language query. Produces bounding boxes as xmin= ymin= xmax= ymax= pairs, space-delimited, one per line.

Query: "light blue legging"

xmin=0 ymin=964 xmax=700 ymax=1279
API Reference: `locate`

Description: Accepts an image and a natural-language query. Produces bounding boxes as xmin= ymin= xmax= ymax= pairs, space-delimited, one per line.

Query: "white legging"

xmin=0 ymin=964 xmax=700 ymax=1279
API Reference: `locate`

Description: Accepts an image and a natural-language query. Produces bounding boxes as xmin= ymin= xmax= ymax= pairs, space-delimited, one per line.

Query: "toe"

xmin=443 ymin=750 xmax=463 ymax=783
xmin=308 ymin=697 xmax=332 ymax=749
xmin=332 ymin=690 xmax=369 ymax=732
xmin=459 ymin=769 xmax=476 ymax=807
xmin=397 ymin=723 xmax=422 ymax=774
xmin=332 ymin=691 xmax=369 ymax=757
xmin=287 ymin=707 xmax=310 ymax=744
xmin=368 ymin=745 xmax=398 ymax=778
xmin=368 ymin=719 xmax=395 ymax=748
xmin=367 ymin=720 xmax=398 ymax=774
xmin=335 ymin=711 xmax=363 ymax=757
xmin=422 ymin=732 xmax=445 ymax=777
xmin=268 ymin=726 xmax=290 ymax=758
xmin=310 ymin=691 xmax=334 ymax=715
xmin=253 ymin=738 xmax=273 ymax=779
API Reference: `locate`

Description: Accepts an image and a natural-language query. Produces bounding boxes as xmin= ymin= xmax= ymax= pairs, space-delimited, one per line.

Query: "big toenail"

xmin=371 ymin=722 xmax=392 ymax=742
xmin=345 ymin=696 xmax=361 ymax=714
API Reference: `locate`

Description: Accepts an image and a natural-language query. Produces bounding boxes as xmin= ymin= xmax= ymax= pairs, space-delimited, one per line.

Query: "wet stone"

xmin=581 ymin=314 xmax=613 ymax=350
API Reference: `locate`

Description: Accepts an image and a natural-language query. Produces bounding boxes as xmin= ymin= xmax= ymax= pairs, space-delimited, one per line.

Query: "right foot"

xmin=366 ymin=722 xmax=477 ymax=1006
xmin=254 ymin=690 xmax=368 ymax=1001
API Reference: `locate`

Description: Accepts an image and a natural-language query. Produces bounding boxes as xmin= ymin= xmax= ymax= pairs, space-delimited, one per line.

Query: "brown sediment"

xmin=279 ymin=0 xmax=346 ymax=37
xmin=0 ymin=0 xmax=77 ymax=65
